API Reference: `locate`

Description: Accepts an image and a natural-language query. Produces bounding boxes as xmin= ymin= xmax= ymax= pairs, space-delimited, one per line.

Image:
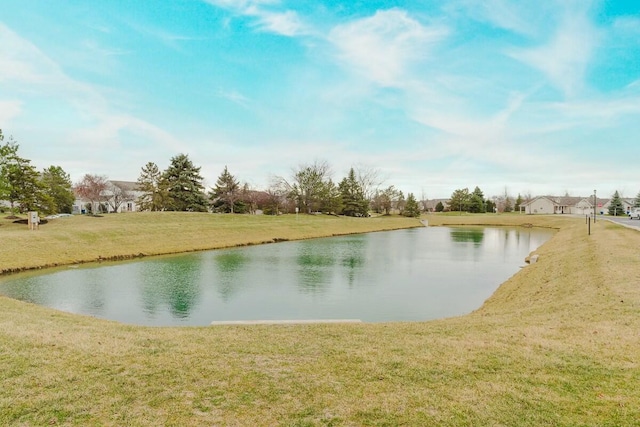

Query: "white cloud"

xmin=205 ymin=0 xmax=307 ymax=37
xmin=0 ymin=100 xmax=22 ymax=124
xmin=328 ymin=9 xmax=448 ymax=87
xmin=508 ymin=4 xmax=599 ymax=98
xmin=248 ymin=8 xmax=304 ymax=36
xmin=0 ymin=23 xmax=186 ymax=180
xmin=216 ymin=88 xmax=251 ymax=108
xmin=451 ymin=0 xmax=552 ymax=37
xmin=613 ymin=16 xmax=640 ymax=35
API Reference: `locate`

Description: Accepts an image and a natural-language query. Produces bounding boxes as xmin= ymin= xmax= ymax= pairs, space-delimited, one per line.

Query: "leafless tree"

xmin=354 ymin=164 xmax=385 ymax=203
xmin=106 ymin=182 xmax=134 ymax=213
xmin=74 ymin=174 xmax=109 ymax=215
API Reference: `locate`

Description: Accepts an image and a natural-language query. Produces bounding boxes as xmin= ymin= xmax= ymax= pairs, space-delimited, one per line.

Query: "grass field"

xmin=1 ymin=212 xmax=639 ymax=426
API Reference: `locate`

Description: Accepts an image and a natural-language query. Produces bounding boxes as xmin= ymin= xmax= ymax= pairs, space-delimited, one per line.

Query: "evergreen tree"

xmin=515 ymin=194 xmax=523 ymax=212
xmin=137 ymin=162 xmax=168 ymax=211
xmin=318 ymin=179 xmax=342 ymax=214
xmin=0 ymin=131 xmax=19 ymax=203
xmin=486 ymin=199 xmax=495 ymax=213
xmin=634 ymin=191 xmax=640 ymax=208
xmin=40 ymin=166 xmax=74 ymax=214
xmin=468 ymin=186 xmax=485 ymax=213
xmin=338 ymin=168 xmax=368 ymax=216
xmin=284 ymin=161 xmax=331 ymax=214
xmin=504 ymin=196 xmax=513 ymax=213
xmin=403 ymin=193 xmax=421 ymax=217
xmin=210 ymin=166 xmax=240 ymax=213
xmin=7 ymin=156 xmax=46 ymax=213
xmin=435 ymin=201 xmax=444 ymax=212
xmin=449 ymin=188 xmax=470 ymax=213
xmin=162 ymin=154 xmax=207 ymax=212
xmin=608 ymin=191 xmax=625 ymax=216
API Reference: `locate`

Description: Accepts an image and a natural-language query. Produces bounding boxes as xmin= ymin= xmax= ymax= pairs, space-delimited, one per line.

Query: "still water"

xmin=0 ymin=227 xmax=553 ymax=326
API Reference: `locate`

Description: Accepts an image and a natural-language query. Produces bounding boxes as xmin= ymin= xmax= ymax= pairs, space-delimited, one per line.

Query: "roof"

xmin=521 ymin=195 xmax=608 ymax=207
xmin=109 ymin=180 xmax=141 ymax=192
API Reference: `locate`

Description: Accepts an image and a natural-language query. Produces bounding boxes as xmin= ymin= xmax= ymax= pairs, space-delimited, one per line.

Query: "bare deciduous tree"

xmin=106 ymin=182 xmax=134 ymax=213
xmin=74 ymin=174 xmax=109 ymax=214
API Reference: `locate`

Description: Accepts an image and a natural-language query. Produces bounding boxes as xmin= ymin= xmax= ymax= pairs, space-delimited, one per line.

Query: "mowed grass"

xmin=1 ymin=213 xmax=639 ymax=426
xmin=0 ymin=212 xmax=422 ymax=273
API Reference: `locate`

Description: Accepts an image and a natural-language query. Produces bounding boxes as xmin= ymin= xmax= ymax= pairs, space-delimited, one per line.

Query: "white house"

xmin=73 ymin=180 xmax=144 ymax=214
xmin=522 ymin=195 xmax=636 ymax=215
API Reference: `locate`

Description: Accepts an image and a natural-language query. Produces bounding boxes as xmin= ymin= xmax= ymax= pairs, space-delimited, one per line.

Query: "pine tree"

xmin=469 ymin=186 xmax=485 ymax=213
xmin=338 ymin=168 xmax=368 ymax=217
xmin=403 ymin=193 xmax=421 ymax=217
xmin=0 ymin=131 xmax=19 ymax=203
xmin=319 ymin=179 xmax=342 ymax=214
xmin=7 ymin=156 xmax=46 ymax=213
xmin=40 ymin=166 xmax=74 ymax=214
xmin=162 ymin=154 xmax=207 ymax=212
xmin=210 ymin=166 xmax=240 ymax=213
xmin=634 ymin=191 xmax=640 ymax=208
xmin=137 ymin=162 xmax=167 ymax=211
xmin=608 ymin=191 xmax=625 ymax=216
xmin=449 ymin=188 xmax=470 ymax=213
xmin=515 ymin=194 xmax=523 ymax=212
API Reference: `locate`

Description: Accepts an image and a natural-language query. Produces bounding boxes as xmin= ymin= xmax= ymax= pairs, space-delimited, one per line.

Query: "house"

xmin=521 ymin=195 xmax=635 ymax=215
xmin=600 ymin=198 xmax=635 ymax=215
xmin=521 ymin=195 xmax=598 ymax=215
xmin=422 ymin=199 xmax=449 ymax=212
xmin=73 ymin=180 xmax=144 ymax=214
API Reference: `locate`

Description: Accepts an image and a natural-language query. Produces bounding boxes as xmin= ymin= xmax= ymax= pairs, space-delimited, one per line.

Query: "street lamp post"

xmin=593 ymin=190 xmax=597 ymax=222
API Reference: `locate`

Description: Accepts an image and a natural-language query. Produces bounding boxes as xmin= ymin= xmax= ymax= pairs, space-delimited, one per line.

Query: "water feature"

xmin=0 ymin=226 xmax=553 ymax=326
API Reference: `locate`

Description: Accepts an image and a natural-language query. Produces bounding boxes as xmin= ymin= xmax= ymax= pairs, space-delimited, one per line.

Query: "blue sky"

xmin=1 ymin=0 xmax=639 ymax=199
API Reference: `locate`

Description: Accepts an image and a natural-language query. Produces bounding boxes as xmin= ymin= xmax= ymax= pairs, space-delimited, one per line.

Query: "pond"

xmin=0 ymin=226 xmax=554 ymax=326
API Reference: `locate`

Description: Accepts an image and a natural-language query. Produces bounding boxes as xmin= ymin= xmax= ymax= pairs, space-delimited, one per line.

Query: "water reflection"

xmin=139 ymin=257 xmax=202 ymax=318
xmin=450 ymin=228 xmax=484 ymax=245
xmin=214 ymin=251 xmax=249 ymax=301
xmin=0 ymin=226 xmax=554 ymax=326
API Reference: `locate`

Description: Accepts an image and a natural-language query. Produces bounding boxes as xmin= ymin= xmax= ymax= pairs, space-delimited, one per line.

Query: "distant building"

xmin=73 ymin=180 xmax=144 ymax=214
xmin=521 ymin=195 xmax=634 ymax=215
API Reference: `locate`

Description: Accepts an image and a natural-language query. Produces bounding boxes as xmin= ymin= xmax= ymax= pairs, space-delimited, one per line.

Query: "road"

xmin=600 ymin=215 xmax=640 ymax=231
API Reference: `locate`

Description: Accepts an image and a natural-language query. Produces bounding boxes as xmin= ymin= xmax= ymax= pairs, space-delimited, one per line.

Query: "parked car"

xmin=629 ymin=208 xmax=640 ymax=220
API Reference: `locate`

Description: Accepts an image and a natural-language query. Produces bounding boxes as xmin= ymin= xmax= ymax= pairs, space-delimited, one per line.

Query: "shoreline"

xmin=2 ymin=213 xmax=639 ymax=425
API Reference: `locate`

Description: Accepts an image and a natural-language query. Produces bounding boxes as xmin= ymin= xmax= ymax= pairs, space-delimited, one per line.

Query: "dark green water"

xmin=0 ymin=227 xmax=553 ymax=325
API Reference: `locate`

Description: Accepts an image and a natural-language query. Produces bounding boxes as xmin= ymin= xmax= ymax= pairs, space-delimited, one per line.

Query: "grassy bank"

xmin=1 ymin=213 xmax=639 ymax=426
xmin=0 ymin=212 xmax=422 ymax=274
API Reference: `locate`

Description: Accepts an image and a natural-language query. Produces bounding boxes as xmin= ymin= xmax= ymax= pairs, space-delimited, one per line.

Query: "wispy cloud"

xmin=508 ymin=3 xmax=599 ymax=98
xmin=0 ymin=100 xmax=22 ymax=124
xmin=216 ymin=88 xmax=251 ymax=108
xmin=452 ymin=0 xmax=551 ymax=37
xmin=328 ymin=9 xmax=448 ymax=87
xmin=205 ymin=0 xmax=307 ymax=36
xmin=0 ymin=23 xmax=185 ymax=176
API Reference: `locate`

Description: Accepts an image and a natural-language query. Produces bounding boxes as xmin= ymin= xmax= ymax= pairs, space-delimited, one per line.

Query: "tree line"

xmin=6 ymin=129 xmax=639 ymax=217
xmin=130 ymin=155 xmax=422 ymax=217
xmin=0 ymin=130 xmax=75 ymax=215
xmin=446 ymin=187 xmax=526 ymax=214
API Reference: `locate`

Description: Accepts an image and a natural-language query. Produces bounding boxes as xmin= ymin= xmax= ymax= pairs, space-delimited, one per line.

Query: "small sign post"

xmin=27 ymin=211 xmax=39 ymax=230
